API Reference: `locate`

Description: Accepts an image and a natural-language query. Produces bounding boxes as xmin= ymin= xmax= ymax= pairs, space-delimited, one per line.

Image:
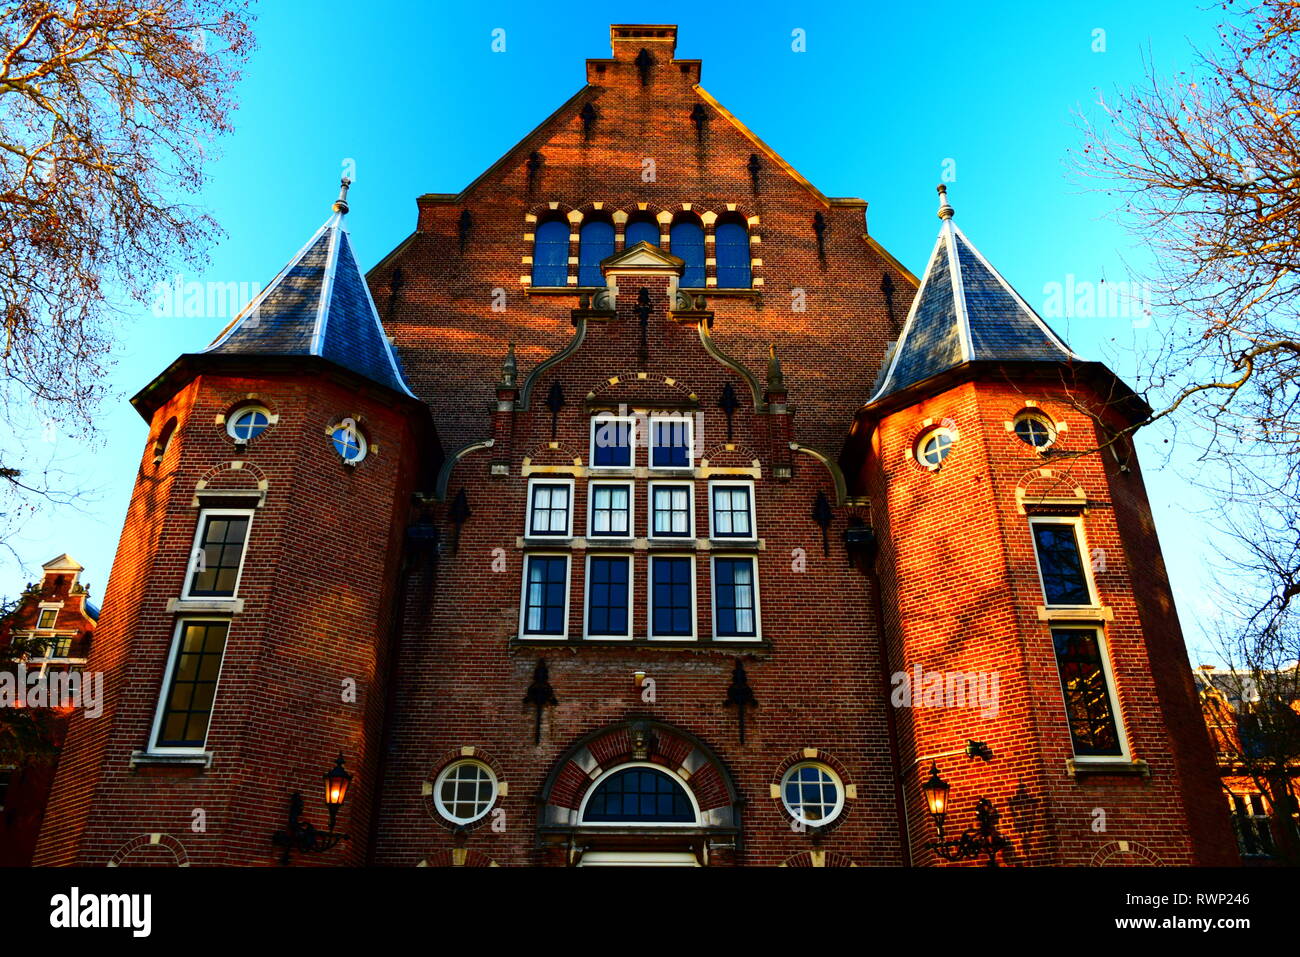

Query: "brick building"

xmin=32 ymin=24 xmax=1237 ymax=867
xmin=1 ymin=555 xmax=98 ymax=866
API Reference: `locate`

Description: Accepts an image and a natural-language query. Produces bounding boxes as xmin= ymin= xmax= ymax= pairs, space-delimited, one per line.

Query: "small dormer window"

xmin=331 ymin=421 xmax=367 ymax=464
xmin=227 ymin=405 xmax=271 ymax=443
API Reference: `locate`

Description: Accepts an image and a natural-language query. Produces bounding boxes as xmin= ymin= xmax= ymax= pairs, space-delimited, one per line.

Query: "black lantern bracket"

xmin=270 ymin=755 xmax=352 ymax=865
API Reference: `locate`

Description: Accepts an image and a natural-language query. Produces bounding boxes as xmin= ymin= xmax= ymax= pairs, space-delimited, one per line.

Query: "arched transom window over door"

xmin=580 ymin=765 xmax=698 ymax=824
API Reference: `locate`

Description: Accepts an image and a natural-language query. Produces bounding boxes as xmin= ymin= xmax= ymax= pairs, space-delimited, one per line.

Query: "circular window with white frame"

xmin=330 ymin=419 xmax=367 ymax=465
xmin=915 ymin=426 xmax=955 ymax=470
xmin=1013 ymin=411 xmax=1057 ymax=451
xmin=227 ymin=405 xmax=272 ymax=443
xmin=780 ymin=762 xmax=845 ymax=826
xmin=433 ymin=759 xmax=498 ymax=826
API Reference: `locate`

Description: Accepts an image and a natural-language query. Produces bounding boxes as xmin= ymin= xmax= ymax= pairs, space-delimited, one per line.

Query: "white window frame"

xmin=583 ymin=553 xmax=634 ymax=640
xmin=587 ymin=480 xmax=634 ymax=540
xmin=577 ymin=762 xmax=701 ymax=827
xmin=226 ymin=404 xmax=274 ymax=444
xmin=526 ymin=477 xmax=576 ymax=538
xmin=648 ymin=414 xmax=695 ymax=470
xmin=708 ymin=480 xmax=757 ymax=541
xmin=182 ymin=508 xmax=254 ymax=599
xmin=432 ymin=759 xmax=499 ymax=825
xmin=1029 ymin=515 xmax=1099 ymax=609
xmin=1049 ymin=625 xmax=1130 ymax=763
xmin=647 ymin=553 xmax=697 ymax=640
xmin=780 ymin=762 xmax=846 ymax=826
xmin=915 ymin=426 xmax=955 ymax=471
xmin=518 ymin=552 xmax=572 ymax=640
xmin=35 ymin=603 xmax=61 ymax=630
xmin=710 ymin=553 xmax=762 ymax=641
xmin=648 ymin=480 xmax=695 ymax=540
xmin=1012 ymin=411 xmax=1057 ymax=450
xmin=589 ymin=414 xmax=637 ymax=471
xmin=147 ymin=617 xmax=232 ymax=755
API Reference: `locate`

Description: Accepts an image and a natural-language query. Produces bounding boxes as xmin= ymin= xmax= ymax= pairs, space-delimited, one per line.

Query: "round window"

xmin=227 ymin=406 xmax=271 ymax=442
xmin=780 ymin=762 xmax=844 ymax=826
xmin=433 ymin=760 xmax=498 ymax=825
xmin=1013 ymin=413 xmax=1056 ymax=450
xmin=330 ymin=421 xmax=367 ymax=463
xmin=917 ymin=428 xmax=954 ymax=468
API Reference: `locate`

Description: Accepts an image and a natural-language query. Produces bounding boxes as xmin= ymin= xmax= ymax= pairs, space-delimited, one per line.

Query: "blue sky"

xmin=3 ymin=0 xmax=1229 ymax=658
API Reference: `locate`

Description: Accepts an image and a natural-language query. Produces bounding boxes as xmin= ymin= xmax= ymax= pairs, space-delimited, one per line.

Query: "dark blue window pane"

xmin=625 ymin=219 xmax=659 ymax=248
xmin=652 ymin=419 xmax=690 ymax=467
xmin=583 ymin=767 xmax=694 ymax=823
xmin=671 ymin=220 xmax=705 ymax=287
xmin=715 ymin=220 xmax=750 ymax=288
xmin=532 ymin=220 xmax=570 ymax=287
xmin=714 ymin=557 xmax=757 ymax=637
xmin=578 ymin=219 xmax=615 ymax=286
xmin=524 ymin=556 xmax=568 ymax=635
xmin=652 ymin=557 xmax=692 ymax=636
xmin=587 ymin=557 xmax=629 ymax=636
xmin=1051 ymin=628 xmax=1122 ymax=756
xmin=592 ymin=419 xmax=632 ymax=467
xmin=1033 ymin=523 xmax=1092 ymax=605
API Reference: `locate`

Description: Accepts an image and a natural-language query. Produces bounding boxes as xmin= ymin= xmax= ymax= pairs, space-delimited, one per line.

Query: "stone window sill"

xmin=130 ymin=750 xmax=213 ymax=769
xmin=1066 ymin=757 xmax=1150 ymax=780
xmin=1037 ymin=605 xmax=1113 ymax=622
xmin=166 ymin=597 xmax=244 ymax=615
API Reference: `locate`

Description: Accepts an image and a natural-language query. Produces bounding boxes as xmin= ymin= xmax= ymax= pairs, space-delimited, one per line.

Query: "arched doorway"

xmin=537 ymin=719 xmax=741 ymax=866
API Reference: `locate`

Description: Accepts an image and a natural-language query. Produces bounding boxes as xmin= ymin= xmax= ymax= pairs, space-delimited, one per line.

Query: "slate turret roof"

xmin=203 ymin=181 xmax=415 ymax=399
xmin=868 ymin=186 xmax=1080 ymax=406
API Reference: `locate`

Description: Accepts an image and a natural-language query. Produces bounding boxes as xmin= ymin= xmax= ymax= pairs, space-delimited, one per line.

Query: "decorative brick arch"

xmin=1014 ymin=466 xmax=1088 ymax=514
xmin=520 ymin=441 xmax=585 ymax=472
xmin=770 ymin=747 xmax=858 ymax=833
xmin=585 ymin=370 xmax=699 ymax=405
xmin=423 ymin=745 xmax=509 ymax=833
xmin=418 ymin=849 xmax=498 ymax=867
xmin=193 ymin=460 xmax=269 ymax=501
xmin=107 ymin=833 xmax=190 ymax=867
xmin=781 ymin=850 xmax=858 ymax=867
xmin=1090 ymin=840 xmax=1163 ymax=866
xmin=538 ymin=718 xmax=741 ymax=833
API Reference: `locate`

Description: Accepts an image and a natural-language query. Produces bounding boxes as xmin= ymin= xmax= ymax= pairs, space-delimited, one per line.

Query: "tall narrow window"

xmin=1031 ymin=519 xmax=1095 ymax=606
xmin=650 ymin=416 xmax=693 ymax=468
xmin=531 ymin=219 xmax=570 ymax=287
xmin=715 ymin=217 xmax=751 ymax=288
xmin=591 ymin=415 xmax=635 ymax=469
xmin=650 ymin=555 xmax=695 ymax=638
xmin=527 ymin=480 xmax=573 ymax=537
xmin=1051 ymin=627 xmax=1124 ymax=758
xmin=671 ymin=216 xmax=705 ymax=287
xmin=585 ymin=555 xmax=631 ymax=639
xmin=624 ymin=216 xmax=660 ymax=248
xmin=713 ymin=556 xmax=759 ymax=639
xmin=521 ymin=555 xmax=570 ymax=638
xmin=589 ymin=482 xmax=632 ymax=538
xmin=153 ymin=620 xmax=230 ymax=750
xmin=578 ymin=218 xmax=615 ymax=286
xmin=709 ymin=483 xmax=755 ymax=539
xmin=650 ymin=483 xmax=693 ymax=538
xmin=185 ymin=511 xmax=251 ymax=598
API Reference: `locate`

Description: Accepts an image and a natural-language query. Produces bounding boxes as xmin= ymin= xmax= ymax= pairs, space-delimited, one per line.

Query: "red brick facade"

xmin=31 ymin=24 xmax=1236 ymax=867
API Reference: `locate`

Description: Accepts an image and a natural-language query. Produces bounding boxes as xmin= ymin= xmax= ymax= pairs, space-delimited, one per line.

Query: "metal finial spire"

xmin=333 ymin=178 xmax=352 ymax=214
xmin=937 ymin=184 xmax=954 ymax=221
xmin=499 ymin=342 xmax=518 ymax=388
xmin=766 ymin=343 xmax=785 ymax=391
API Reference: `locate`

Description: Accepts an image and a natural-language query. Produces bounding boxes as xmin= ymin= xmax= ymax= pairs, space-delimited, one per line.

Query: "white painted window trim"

xmin=710 ymin=553 xmax=762 ymax=641
xmin=1012 ymin=410 xmax=1057 ymax=450
xmin=914 ymin=426 xmax=956 ymax=471
xmin=147 ymin=617 xmax=232 ymax=756
xmin=1049 ymin=624 xmax=1131 ymax=762
xmin=589 ymin=414 xmax=638 ymax=471
xmin=648 ymin=414 xmax=695 ymax=470
xmin=648 ymin=480 xmax=695 ymax=540
xmin=518 ymin=551 xmax=572 ymax=640
xmin=707 ymin=479 xmax=757 ymax=541
xmin=432 ymin=759 xmax=499 ymax=825
xmin=583 ymin=553 xmax=634 ymax=640
xmin=780 ymin=762 xmax=845 ymax=825
xmin=226 ymin=404 xmax=274 ymax=443
xmin=526 ymin=476 xmax=576 ymax=538
xmin=647 ymin=553 xmax=697 ymax=640
xmin=182 ymin=507 xmax=254 ymax=599
xmin=577 ymin=761 xmax=701 ymax=826
xmin=586 ymin=480 xmax=635 ymax=539
xmin=328 ymin=420 xmax=368 ymax=465
xmin=1028 ymin=515 xmax=1099 ymax=608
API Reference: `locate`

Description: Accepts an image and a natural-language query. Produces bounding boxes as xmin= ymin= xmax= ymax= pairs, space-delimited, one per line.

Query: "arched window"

xmin=581 ymin=765 xmax=696 ymax=824
xmin=670 ymin=216 xmax=705 ymax=288
xmin=578 ymin=218 xmax=615 ymax=287
xmin=624 ymin=216 xmax=660 ymax=249
xmin=715 ymin=216 xmax=751 ymax=288
xmin=532 ymin=218 xmax=570 ymax=287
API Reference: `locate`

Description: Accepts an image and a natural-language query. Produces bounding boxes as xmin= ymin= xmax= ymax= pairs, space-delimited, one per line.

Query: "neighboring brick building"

xmin=1 ymin=555 xmax=98 ymax=866
xmin=33 ymin=24 xmax=1236 ymax=866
